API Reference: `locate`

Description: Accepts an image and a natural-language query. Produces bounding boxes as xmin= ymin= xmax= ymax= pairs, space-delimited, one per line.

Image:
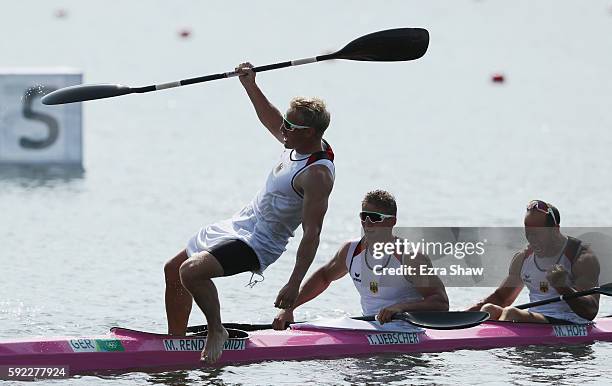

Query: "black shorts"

xmin=205 ymin=238 xmax=261 ymax=276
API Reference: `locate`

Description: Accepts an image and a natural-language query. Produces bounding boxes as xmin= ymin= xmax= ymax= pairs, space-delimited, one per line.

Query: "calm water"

xmin=1 ymin=1 xmax=612 ymax=384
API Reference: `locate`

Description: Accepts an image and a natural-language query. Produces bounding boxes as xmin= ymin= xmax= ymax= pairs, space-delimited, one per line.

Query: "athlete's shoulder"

xmin=509 ymin=248 xmax=529 ymax=275
xmin=575 ymin=243 xmax=599 ymax=266
xmin=298 ymin=164 xmax=334 ymax=191
xmin=337 ymin=240 xmax=354 ymax=258
xmin=338 ymin=238 xmax=364 ymax=258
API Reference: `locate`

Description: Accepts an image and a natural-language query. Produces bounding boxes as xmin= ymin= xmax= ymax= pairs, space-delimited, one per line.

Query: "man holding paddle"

xmin=468 ymin=200 xmax=600 ymax=323
xmin=164 ymin=63 xmax=335 ymax=363
xmin=273 ymin=190 xmax=449 ymax=330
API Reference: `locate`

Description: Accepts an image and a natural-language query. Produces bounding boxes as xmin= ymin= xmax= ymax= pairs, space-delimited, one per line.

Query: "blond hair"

xmin=287 ymin=97 xmax=331 ymax=136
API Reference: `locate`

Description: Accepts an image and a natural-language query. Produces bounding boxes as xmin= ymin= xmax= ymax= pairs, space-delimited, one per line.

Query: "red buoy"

xmin=491 ymin=73 xmax=505 ymax=83
xmin=54 ymin=9 xmax=68 ymax=18
xmin=179 ymin=28 xmax=192 ymax=39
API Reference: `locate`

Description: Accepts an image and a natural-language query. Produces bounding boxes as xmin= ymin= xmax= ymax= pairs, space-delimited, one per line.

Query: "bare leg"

xmin=481 ymin=303 xmax=504 ymax=320
xmin=179 ymin=251 xmax=229 ymax=364
xmin=500 ymin=307 xmax=549 ymax=323
xmin=164 ymin=249 xmax=193 ymax=335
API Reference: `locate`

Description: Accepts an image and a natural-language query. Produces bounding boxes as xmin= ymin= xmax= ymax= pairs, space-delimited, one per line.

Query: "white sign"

xmin=553 ymin=325 xmax=588 ymax=337
xmin=163 ymin=338 xmax=246 ymax=351
xmin=68 ymin=339 xmax=98 ymax=352
xmin=366 ymin=332 xmax=420 ymax=345
xmin=0 ymin=68 xmax=82 ymax=167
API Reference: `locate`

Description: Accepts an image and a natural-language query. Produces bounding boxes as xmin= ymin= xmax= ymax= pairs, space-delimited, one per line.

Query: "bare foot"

xmin=201 ymin=327 xmax=229 ymax=364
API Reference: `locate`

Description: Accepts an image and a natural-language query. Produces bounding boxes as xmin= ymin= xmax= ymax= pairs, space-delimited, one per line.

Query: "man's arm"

xmin=236 ymin=62 xmax=284 ymax=143
xmin=377 ymin=253 xmax=449 ymax=323
xmin=550 ymin=248 xmax=600 ymax=320
xmin=466 ymin=251 xmax=526 ymax=311
xmin=274 ymin=165 xmax=334 ymax=309
xmin=272 ymin=243 xmax=349 ymax=330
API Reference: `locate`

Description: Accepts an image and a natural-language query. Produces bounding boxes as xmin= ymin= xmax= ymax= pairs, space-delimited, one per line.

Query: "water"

xmin=1 ymin=0 xmax=612 ymax=384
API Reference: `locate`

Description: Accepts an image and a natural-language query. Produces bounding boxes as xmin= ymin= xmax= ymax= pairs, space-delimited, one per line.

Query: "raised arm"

xmin=272 ymin=242 xmax=349 ymax=330
xmin=466 ymin=250 xmax=526 ymax=311
xmin=236 ymin=62 xmax=284 ymax=143
xmin=274 ymin=164 xmax=334 ymax=310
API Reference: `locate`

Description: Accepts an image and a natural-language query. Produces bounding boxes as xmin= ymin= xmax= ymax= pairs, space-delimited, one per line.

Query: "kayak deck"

xmin=1 ymin=318 xmax=612 ymax=375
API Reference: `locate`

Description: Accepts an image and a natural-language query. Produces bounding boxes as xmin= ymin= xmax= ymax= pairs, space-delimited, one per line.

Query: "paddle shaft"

xmin=515 ymin=283 xmax=612 ymax=310
xmin=186 ymin=311 xmax=490 ymax=333
xmin=132 ymin=55 xmax=335 ymax=95
xmin=186 ymin=315 xmax=374 ymax=333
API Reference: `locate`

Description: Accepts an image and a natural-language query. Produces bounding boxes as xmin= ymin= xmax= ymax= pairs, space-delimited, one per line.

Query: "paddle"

xmin=359 ymin=311 xmax=490 ymax=330
xmin=41 ymin=28 xmax=429 ymax=105
xmin=187 ymin=322 xmax=280 ymax=333
xmin=515 ymin=282 xmax=612 ymax=310
xmin=186 ymin=311 xmax=489 ymax=333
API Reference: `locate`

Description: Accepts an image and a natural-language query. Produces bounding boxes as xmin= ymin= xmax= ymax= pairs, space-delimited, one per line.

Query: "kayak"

xmin=1 ymin=316 xmax=611 ymax=376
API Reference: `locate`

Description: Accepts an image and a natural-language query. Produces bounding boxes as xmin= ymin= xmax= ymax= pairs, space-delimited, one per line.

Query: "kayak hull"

xmin=1 ymin=319 xmax=612 ymax=375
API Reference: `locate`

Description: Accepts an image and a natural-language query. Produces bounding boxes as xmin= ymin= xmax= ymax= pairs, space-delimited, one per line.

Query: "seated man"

xmin=273 ymin=190 xmax=449 ymax=329
xmin=467 ymin=200 xmax=600 ymax=324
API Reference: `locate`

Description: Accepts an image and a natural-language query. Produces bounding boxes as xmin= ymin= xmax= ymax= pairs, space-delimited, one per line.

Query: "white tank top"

xmin=520 ymin=236 xmax=590 ymax=324
xmin=345 ymin=238 xmax=423 ymax=316
xmin=188 ymin=140 xmax=335 ymax=273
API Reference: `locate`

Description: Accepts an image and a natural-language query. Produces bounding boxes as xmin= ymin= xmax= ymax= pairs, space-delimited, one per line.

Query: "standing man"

xmin=467 ymin=200 xmax=600 ymax=323
xmin=273 ymin=190 xmax=449 ymax=330
xmin=164 ymin=62 xmax=335 ymax=363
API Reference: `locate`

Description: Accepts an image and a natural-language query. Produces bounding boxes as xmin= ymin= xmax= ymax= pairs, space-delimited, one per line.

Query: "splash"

xmin=20 ymin=85 xmax=49 ymax=103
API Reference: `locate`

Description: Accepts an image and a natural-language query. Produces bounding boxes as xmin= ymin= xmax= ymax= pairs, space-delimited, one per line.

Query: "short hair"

xmin=547 ymin=205 xmax=561 ymax=227
xmin=362 ymin=190 xmax=397 ymax=216
xmin=287 ymin=97 xmax=330 ymax=136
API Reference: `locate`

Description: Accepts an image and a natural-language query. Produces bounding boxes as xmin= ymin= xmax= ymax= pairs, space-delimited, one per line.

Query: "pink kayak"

xmin=1 ymin=318 xmax=612 ymax=376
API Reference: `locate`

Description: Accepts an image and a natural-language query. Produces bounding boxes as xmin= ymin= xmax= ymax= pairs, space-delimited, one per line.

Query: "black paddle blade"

xmin=331 ymin=28 xmax=429 ymax=62
xmin=597 ymin=283 xmax=612 ymax=296
xmin=400 ymin=311 xmax=490 ymax=330
xmin=41 ymin=84 xmax=132 ymax=105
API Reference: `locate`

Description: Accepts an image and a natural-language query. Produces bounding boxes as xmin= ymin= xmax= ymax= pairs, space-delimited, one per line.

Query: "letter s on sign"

xmin=20 ymin=86 xmax=59 ymax=150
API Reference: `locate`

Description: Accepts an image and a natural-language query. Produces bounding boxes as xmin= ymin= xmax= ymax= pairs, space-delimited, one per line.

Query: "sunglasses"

xmin=359 ymin=211 xmax=396 ymax=223
xmin=281 ymin=117 xmax=310 ymax=132
xmin=527 ymin=200 xmax=558 ymax=226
